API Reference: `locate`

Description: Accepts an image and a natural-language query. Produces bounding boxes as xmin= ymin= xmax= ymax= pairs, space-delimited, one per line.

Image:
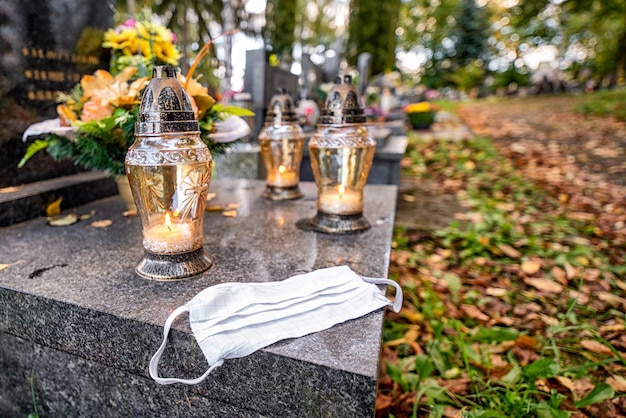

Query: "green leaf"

xmin=386 ymin=361 xmax=405 ymax=388
xmin=212 ymin=103 xmax=255 ymax=117
xmin=573 ymin=383 xmax=614 ymax=408
xmin=466 ymin=409 xmax=510 ymax=418
xmin=419 ymin=378 xmax=449 ymax=403
xmin=535 ymin=402 xmax=571 ymax=418
xmin=524 ymin=357 xmax=560 ymax=380
xmin=415 ymin=354 xmax=434 ymax=379
xmin=45 ymin=135 xmax=77 ymax=161
xmin=500 ymin=365 xmax=522 ymax=386
xmin=18 ymin=140 xmax=50 ymax=168
xmin=199 ymin=120 xmax=214 ymax=131
xmin=474 ymin=327 xmax=520 ymax=343
xmin=443 ymin=272 xmax=461 ymax=302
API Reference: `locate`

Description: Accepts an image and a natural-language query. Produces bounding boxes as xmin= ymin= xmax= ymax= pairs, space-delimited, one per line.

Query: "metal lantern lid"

xmin=264 ymin=88 xmax=299 ymax=125
xmin=318 ymin=75 xmax=365 ymax=125
xmin=136 ymin=65 xmax=200 ymax=135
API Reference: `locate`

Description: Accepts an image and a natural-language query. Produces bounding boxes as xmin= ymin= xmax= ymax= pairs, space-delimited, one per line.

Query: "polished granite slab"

xmin=0 ymin=171 xmax=118 ymax=226
xmin=0 ymin=179 xmax=397 ymax=417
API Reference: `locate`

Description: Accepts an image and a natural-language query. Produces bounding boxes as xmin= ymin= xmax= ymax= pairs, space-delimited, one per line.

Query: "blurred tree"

xmin=447 ymin=0 xmax=490 ymax=92
xmin=560 ymin=0 xmax=626 ymax=85
xmin=511 ymin=0 xmax=626 ymax=86
xmin=454 ymin=0 xmax=490 ymax=66
xmin=265 ymin=0 xmax=297 ymax=57
xmin=396 ymin=0 xmax=490 ymax=90
xmin=296 ymin=0 xmax=342 ymax=57
xmin=347 ymin=0 xmax=401 ymax=76
xmin=395 ymin=0 xmax=460 ymax=87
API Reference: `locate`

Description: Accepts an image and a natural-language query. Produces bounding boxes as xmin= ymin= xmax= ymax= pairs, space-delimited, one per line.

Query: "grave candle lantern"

xmin=125 ymin=65 xmax=214 ymax=280
xmin=306 ymin=75 xmax=376 ymax=234
xmin=258 ymin=89 xmax=305 ymax=200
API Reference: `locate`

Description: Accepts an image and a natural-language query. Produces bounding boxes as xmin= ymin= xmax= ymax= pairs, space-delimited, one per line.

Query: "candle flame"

xmin=165 ymin=212 xmax=172 ymax=231
xmin=278 ymin=165 xmax=286 ymax=174
xmin=338 ymin=184 xmax=345 ymax=197
xmin=172 ymin=209 xmax=180 ymax=218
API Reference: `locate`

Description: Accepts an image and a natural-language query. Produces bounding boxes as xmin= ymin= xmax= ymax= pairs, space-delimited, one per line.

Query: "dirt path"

xmin=458 ymin=95 xmax=626 ymax=187
xmin=393 ymin=95 xmax=626 ymax=251
xmin=394 ymin=111 xmax=472 ymax=230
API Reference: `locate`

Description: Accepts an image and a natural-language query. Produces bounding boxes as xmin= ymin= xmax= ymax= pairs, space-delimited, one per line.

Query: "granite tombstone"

xmin=243 ymin=49 xmax=298 ymax=140
xmin=0 ymin=0 xmax=114 ymax=187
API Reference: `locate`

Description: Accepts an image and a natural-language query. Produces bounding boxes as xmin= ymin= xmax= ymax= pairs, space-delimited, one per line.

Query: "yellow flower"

xmin=136 ymin=21 xmax=169 ymax=43
xmin=405 ymin=102 xmax=433 ymax=113
xmin=57 ymin=104 xmax=77 ymax=126
xmin=154 ymin=41 xmax=181 ymax=66
xmin=102 ymin=27 xmax=139 ymax=56
xmin=103 ymin=18 xmax=181 ymax=72
xmin=135 ymin=22 xmax=179 ymax=63
xmin=137 ymin=39 xmax=155 ymax=61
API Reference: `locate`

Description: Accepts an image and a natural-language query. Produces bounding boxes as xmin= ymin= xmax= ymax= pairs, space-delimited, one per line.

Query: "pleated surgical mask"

xmin=149 ymin=265 xmax=402 ymax=385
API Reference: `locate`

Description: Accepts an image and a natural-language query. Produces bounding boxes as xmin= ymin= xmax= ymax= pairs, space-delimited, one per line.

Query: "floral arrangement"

xmin=20 ymin=11 xmax=252 ymax=176
xmin=103 ymin=17 xmax=180 ymax=77
xmin=404 ymin=101 xmax=438 ymax=129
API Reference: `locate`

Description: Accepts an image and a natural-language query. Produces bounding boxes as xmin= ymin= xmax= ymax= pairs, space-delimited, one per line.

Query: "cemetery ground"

xmin=377 ymin=91 xmax=626 ymax=417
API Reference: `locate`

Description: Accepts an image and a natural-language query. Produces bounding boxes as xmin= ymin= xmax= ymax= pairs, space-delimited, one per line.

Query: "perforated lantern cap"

xmin=264 ymin=88 xmax=299 ymax=125
xmin=136 ymin=65 xmax=200 ymax=135
xmin=319 ymin=75 xmax=365 ymax=125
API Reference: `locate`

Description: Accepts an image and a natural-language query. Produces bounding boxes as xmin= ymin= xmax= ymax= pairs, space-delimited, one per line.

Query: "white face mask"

xmin=149 ymin=265 xmax=402 ymax=385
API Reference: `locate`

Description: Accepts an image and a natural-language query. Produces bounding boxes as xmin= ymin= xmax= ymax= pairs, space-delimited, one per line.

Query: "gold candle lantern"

xmin=306 ymin=75 xmax=376 ymax=234
xmin=258 ymin=89 xmax=305 ymax=200
xmin=125 ymin=65 xmax=214 ymax=280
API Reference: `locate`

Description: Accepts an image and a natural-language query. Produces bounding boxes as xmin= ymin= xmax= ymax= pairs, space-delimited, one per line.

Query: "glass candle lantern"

xmin=306 ymin=75 xmax=376 ymax=234
xmin=258 ymin=89 xmax=305 ymax=200
xmin=125 ymin=65 xmax=214 ymax=280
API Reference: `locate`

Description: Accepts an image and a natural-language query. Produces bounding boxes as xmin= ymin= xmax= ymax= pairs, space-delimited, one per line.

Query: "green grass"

xmin=577 ymin=88 xmax=626 ymax=120
xmin=379 ymin=132 xmax=624 ymax=417
xmin=431 ymin=99 xmax=460 ymax=114
xmin=28 ymin=369 xmax=39 ymax=418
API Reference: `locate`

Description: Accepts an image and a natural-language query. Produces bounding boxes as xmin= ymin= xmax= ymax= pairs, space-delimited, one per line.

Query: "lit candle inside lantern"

xmin=143 ymin=212 xmax=196 ymax=254
xmin=318 ymin=184 xmax=363 ymax=215
xmin=267 ymin=164 xmax=299 ymax=187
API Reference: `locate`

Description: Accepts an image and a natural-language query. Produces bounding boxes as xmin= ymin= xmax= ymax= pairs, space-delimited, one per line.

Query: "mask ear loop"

xmin=149 ymin=305 xmax=224 ymax=385
xmin=361 ymin=276 xmax=403 ymax=313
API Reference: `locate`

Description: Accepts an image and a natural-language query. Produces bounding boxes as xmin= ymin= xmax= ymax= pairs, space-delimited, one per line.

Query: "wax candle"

xmin=318 ymin=185 xmax=363 ymax=215
xmin=268 ymin=165 xmax=299 ymax=187
xmin=143 ymin=212 xmax=196 ymax=254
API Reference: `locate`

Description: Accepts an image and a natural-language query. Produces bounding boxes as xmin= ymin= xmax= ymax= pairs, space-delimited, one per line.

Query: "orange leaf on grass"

xmin=521 ymin=260 xmax=542 ymax=275
xmin=523 ymin=277 xmax=564 ymax=293
xmin=515 ymin=334 xmax=538 ymax=350
xmin=551 ymin=266 xmax=568 ymax=286
xmin=564 ymin=263 xmax=578 ymax=279
xmin=498 ymin=243 xmax=521 ymax=258
xmin=607 ymin=376 xmax=626 ymax=392
xmin=461 ymin=304 xmax=490 ymax=321
xmin=596 ymin=292 xmax=626 ymax=308
xmin=581 ymin=340 xmax=614 ymax=356
xmin=440 ymin=377 xmax=471 ymax=395
xmin=375 ymin=394 xmax=393 ymax=411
